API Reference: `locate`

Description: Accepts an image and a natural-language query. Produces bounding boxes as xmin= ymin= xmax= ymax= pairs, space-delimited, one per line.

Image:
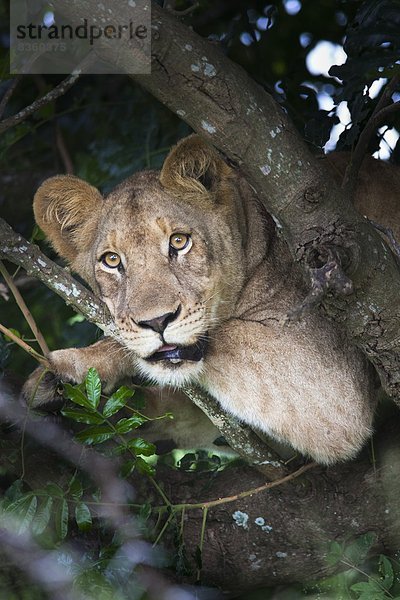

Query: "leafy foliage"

xmin=0 ymin=370 xmax=174 ymax=598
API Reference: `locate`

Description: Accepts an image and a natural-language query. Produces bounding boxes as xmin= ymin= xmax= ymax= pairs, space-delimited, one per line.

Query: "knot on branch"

xmin=301 ymin=185 xmax=324 ymax=213
xmin=287 ymin=245 xmax=354 ymax=322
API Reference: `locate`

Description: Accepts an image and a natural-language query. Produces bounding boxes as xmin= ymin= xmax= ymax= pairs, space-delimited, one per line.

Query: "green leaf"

xmin=75 ymin=502 xmax=92 ymax=531
xmin=111 ymin=443 xmax=129 ymax=456
xmin=5 ymin=495 xmax=31 ymax=515
xmin=130 ymin=389 xmax=146 ymax=410
xmin=67 ymin=313 xmax=85 ymax=326
xmin=379 ymin=555 xmax=394 ymax=591
xmin=32 ymin=497 xmax=53 ymax=535
xmin=63 ymin=383 xmax=95 ymax=411
xmin=120 ymin=459 xmax=136 ymax=478
xmin=75 ymin=425 xmax=115 ymax=445
xmin=176 ymin=542 xmax=192 ymax=577
xmin=103 ymin=386 xmax=134 ymax=418
xmin=6 ymin=495 xmax=38 ymax=533
xmin=4 ymin=479 xmax=24 ymax=503
xmin=85 ymin=368 xmax=102 ymax=410
xmin=139 ymin=503 xmax=152 ymax=521
xmin=31 ymin=224 xmax=46 ymax=242
xmin=115 ymin=415 xmax=146 ymax=434
xmin=344 ymin=532 xmax=377 ymax=566
xmin=45 ymin=483 xmax=64 ymax=498
xmin=135 ymin=456 xmax=155 ymax=476
xmin=74 ymin=569 xmax=114 ymax=597
xmin=351 ymin=581 xmax=385 ymax=596
xmin=55 ymin=499 xmax=69 ymax=540
xmin=61 ymin=407 xmax=105 ymax=425
xmin=4 ymin=328 xmax=21 ymax=342
xmin=127 ymin=438 xmax=156 ymax=457
xmin=18 ymin=495 xmax=38 ymax=533
xmin=68 ymin=475 xmax=83 ymax=501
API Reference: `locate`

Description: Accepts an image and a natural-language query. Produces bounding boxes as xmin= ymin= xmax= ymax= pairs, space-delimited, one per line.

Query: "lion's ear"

xmin=160 ymin=135 xmax=233 ymax=196
xmin=33 ymin=175 xmax=103 ymax=263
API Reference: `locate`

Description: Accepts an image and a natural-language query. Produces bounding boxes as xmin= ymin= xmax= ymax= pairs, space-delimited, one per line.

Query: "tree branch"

xmin=0 ymin=72 xmax=80 ymax=135
xmin=0 ymin=76 xmax=21 ymax=120
xmin=183 ymin=386 xmax=289 ymax=480
xmin=0 ymin=260 xmax=49 ymax=356
xmin=0 ymin=218 xmax=116 ymax=336
xmin=0 ymin=322 xmax=48 ymax=366
xmin=55 ymin=123 xmax=74 ymax=174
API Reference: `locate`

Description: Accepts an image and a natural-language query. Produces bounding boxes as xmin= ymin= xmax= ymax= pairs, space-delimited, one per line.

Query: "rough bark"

xmin=49 ymin=0 xmax=400 ymax=405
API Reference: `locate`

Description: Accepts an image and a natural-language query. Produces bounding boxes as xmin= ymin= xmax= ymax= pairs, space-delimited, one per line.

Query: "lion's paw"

xmin=22 ymin=366 xmax=65 ymax=409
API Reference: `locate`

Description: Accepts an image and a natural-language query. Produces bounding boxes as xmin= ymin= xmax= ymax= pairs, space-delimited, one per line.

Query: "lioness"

xmin=25 ymin=136 xmax=396 ymax=464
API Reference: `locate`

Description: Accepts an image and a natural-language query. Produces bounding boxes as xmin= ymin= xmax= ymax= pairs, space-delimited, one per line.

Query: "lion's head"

xmin=34 ymin=136 xmax=255 ymax=386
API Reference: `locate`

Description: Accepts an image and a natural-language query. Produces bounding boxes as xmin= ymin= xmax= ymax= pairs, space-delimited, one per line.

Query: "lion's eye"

xmin=169 ymin=233 xmax=192 ymax=254
xmin=101 ymin=252 xmax=121 ymax=269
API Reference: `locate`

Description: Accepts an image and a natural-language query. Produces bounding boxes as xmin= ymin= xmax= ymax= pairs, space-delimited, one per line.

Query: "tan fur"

xmin=325 ymin=152 xmax=400 ymax=242
xmin=26 ymin=137 xmax=399 ymax=464
xmin=34 ymin=175 xmax=103 ymax=270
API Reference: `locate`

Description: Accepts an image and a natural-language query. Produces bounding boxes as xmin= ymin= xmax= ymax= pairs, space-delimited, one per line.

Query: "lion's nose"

xmin=138 ymin=305 xmax=181 ymax=335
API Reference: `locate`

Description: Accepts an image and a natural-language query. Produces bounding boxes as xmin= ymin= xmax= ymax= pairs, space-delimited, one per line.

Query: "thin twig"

xmin=55 ymin=122 xmax=74 ymax=174
xmin=196 ymin=506 xmax=208 ymax=581
xmin=199 ymin=462 xmax=317 ymax=509
xmin=152 ymin=511 xmax=175 ymax=547
xmin=164 ymin=0 xmax=200 ymax=16
xmin=0 ymin=322 xmax=49 ymax=366
xmin=0 ymin=76 xmax=21 ymax=120
xmin=0 ymin=260 xmax=49 ymax=355
xmin=80 ymin=463 xmax=317 ymax=514
xmin=169 ymin=3 xmax=200 ymax=16
xmin=166 ymin=462 xmax=317 ymax=511
xmin=0 ymin=72 xmax=80 ymax=135
xmin=340 ymin=559 xmax=394 ymax=597
xmin=21 ymin=367 xmax=50 ymax=480
xmin=342 ymin=73 xmax=400 ymax=195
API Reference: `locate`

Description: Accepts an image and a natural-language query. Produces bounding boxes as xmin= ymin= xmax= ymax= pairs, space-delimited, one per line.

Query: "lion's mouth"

xmin=147 ymin=338 xmax=207 ymax=363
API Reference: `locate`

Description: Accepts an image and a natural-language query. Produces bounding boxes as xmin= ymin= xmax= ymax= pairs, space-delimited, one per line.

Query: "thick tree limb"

xmin=0 ymin=218 xmax=287 ymax=472
xmin=48 ymin=0 xmax=400 ymax=404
